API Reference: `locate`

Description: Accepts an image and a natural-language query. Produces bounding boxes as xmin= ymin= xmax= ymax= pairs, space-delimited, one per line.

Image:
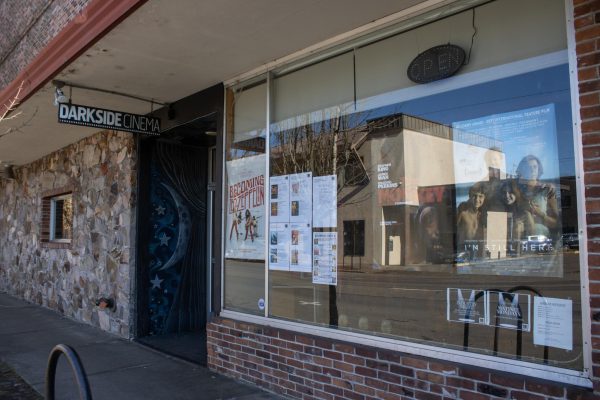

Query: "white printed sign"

xmin=269 ymin=223 xmax=290 ymax=271
xmin=313 ymin=232 xmax=338 ymax=285
xmin=289 ymin=223 xmax=312 ymax=272
xmin=270 ymin=175 xmax=290 ymax=223
xmin=533 ymin=297 xmax=572 ymax=351
xmin=312 ymin=175 xmax=337 ymax=228
xmin=289 ymin=173 xmax=312 ymax=223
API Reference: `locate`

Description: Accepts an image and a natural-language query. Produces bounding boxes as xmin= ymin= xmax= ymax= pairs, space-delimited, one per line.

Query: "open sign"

xmin=407 ymin=44 xmax=466 ymax=84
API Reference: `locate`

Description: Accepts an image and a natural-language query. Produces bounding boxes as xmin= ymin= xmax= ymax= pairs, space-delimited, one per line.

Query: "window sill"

xmin=41 ymin=241 xmax=72 ymax=250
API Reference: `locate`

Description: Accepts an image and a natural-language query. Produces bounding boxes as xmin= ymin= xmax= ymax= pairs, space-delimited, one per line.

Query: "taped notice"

xmin=533 ymin=297 xmax=572 ymax=351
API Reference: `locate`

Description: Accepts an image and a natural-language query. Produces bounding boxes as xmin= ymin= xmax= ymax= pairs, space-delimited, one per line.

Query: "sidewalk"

xmin=0 ymin=292 xmax=283 ymax=400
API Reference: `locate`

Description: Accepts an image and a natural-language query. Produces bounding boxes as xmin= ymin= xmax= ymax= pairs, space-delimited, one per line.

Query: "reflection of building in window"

xmin=51 ymin=194 xmax=73 ymax=241
xmin=343 ymin=220 xmax=365 ymax=256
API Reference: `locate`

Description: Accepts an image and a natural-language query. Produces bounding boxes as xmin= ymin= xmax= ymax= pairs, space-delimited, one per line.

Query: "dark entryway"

xmin=136 ymin=114 xmax=217 ymax=365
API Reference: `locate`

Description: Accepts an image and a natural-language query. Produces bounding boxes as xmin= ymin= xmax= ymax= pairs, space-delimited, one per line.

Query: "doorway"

xmin=136 ymin=114 xmax=217 ymax=365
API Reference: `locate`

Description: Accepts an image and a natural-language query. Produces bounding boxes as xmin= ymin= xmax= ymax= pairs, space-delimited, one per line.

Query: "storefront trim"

xmin=220 ymin=309 xmax=592 ymax=388
xmin=219 ymin=0 xmax=592 ymax=390
xmin=223 ymin=0 xmax=483 ymax=87
xmin=565 ymin=0 xmax=594 ymax=381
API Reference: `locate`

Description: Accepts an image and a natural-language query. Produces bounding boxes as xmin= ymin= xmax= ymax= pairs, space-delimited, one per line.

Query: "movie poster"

xmin=225 ymin=155 xmax=266 ymax=260
xmin=452 ymin=104 xmax=563 ymax=277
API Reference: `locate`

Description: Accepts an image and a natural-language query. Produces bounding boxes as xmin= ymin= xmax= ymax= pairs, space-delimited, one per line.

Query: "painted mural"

xmin=146 ymin=143 xmax=207 ymax=335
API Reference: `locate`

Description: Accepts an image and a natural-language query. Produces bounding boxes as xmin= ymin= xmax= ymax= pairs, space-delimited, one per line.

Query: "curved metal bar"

xmin=45 ymin=344 xmax=93 ymax=400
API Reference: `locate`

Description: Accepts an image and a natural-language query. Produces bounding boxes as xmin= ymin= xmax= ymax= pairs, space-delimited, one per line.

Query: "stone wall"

xmin=0 ymin=130 xmax=136 ymax=338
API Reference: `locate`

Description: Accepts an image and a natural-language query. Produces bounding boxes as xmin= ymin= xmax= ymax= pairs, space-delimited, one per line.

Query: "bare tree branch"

xmin=0 ymin=81 xmax=24 ymax=123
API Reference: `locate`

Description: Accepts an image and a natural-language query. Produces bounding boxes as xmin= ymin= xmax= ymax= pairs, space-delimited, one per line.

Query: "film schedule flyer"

xmin=312 ymin=232 xmax=338 ymax=285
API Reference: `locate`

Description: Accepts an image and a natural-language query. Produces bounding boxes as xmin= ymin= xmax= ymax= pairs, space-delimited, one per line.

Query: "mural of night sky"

xmin=146 ymin=143 xmax=207 ymax=336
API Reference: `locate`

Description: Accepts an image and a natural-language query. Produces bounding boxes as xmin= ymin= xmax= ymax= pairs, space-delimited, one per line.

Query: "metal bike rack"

xmin=45 ymin=344 xmax=92 ymax=400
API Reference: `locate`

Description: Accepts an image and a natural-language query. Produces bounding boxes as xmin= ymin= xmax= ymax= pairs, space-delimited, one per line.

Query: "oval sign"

xmin=407 ymin=44 xmax=466 ymax=84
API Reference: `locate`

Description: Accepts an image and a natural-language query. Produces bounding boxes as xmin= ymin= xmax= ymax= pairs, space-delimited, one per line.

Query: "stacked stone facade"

xmin=0 ymin=130 xmax=136 ymax=337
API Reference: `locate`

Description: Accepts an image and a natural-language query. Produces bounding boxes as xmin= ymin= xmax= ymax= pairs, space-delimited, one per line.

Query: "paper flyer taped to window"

xmin=533 ymin=296 xmax=572 ymax=351
xmin=269 ymin=223 xmax=290 ymax=271
xmin=270 ymin=175 xmax=290 ymax=224
xmin=487 ymin=291 xmax=531 ymax=332
xmin=289 ymin=173 xmax=312 ymax=223
xmin=289 ymin=223 xmax=312 ymax=272
xmin=312 ymin=175 xmax=337 ymax=228
xmin=446 ymin=288 xmax=487 ymax=324
xmin=312 ymin=232 xmax=337 ymax=285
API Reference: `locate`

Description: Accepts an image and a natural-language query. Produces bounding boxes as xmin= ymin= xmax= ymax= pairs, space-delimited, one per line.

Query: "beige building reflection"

xmin=337 ymin=113 xmax=570 ymax=276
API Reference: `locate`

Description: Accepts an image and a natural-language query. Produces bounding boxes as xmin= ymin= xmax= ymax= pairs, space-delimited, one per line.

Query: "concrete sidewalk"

xmin=0 ymin=292 xmax=283 ymax=400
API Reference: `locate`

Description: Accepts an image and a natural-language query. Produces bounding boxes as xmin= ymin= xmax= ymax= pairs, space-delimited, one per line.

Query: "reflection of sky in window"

xmin=270 ymin=64 xmax=575 ymax=178
xmin=359 ymin=64 xmax=574 ymax=178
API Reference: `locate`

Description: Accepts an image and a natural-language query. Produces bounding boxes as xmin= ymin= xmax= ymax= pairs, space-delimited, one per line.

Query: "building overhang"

xmin=0 ymin=0 xmax=448 ymax=165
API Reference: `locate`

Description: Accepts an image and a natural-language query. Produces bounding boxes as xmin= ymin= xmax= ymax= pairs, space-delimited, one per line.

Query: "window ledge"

xmin=41 ymin=241 xmax=72 ymax=250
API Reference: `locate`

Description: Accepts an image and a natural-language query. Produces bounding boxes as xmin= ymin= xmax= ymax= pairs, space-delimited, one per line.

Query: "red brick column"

xmin=576 ymin=0 xmax=600 ymax=396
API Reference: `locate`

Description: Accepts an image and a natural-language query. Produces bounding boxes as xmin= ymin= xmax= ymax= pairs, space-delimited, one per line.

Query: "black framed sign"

xmin=407 ymin=44 xmax=466 ymax=84
xmin=58 ymin=103 xmax=161 ymax=135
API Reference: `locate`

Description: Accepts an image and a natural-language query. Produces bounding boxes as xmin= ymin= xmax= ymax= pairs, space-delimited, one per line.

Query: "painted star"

xmin=158 ymin=232 xmax=171 ymax=246
xmin=150 ymin=274 xmax=163 ymax=289
xmin=155 ymin=205 xmax=166 ymax=215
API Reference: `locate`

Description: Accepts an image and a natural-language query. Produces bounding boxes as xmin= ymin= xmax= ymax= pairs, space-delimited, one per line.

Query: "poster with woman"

xmin=225 ymin=154 xmax=266 ymax=260
xmin=452 ymin=104 xmax=563 ymax=277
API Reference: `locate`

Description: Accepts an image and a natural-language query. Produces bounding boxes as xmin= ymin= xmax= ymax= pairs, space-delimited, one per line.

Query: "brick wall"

xmin=207 ymin=318 xmax=594 ymax=400
xmin=0 ymin=0 xmax=92 ymax=90
xmin=576 ymin=0 xmax=600 ymax=397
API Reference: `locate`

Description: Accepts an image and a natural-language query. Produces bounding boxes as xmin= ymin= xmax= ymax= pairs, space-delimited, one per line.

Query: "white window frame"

xmin=220 ymin=0 xmax=592 ymax=388
xmin=49 ymin=193 xmax=73 ymax=243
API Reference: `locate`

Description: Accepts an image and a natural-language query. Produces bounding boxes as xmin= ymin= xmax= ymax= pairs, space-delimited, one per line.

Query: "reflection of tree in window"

xmin=343 ymin=220 xmax=365 ymax=256
xmin=270 ymin=111 xmax=370 ymax=187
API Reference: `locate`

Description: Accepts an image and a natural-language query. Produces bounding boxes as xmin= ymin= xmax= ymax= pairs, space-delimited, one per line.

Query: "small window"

xmin=50 ymin=194 xmax=73 ymax=241
xmin=42 ymin=189 xmax=74 ymax=247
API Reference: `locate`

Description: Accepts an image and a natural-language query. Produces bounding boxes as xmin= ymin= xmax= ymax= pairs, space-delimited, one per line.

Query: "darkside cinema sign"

xmin=407 ymin=44 xmax=466 ymax=84
xmin=58 ymin=103 xmax=161 ymax=135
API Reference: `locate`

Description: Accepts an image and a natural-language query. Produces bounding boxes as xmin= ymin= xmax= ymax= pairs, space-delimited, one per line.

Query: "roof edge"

xmin=0 ymin=0 xmax=147 ymax=115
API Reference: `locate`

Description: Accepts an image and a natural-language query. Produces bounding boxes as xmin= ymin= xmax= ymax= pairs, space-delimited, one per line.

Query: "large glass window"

xmin=225 ymin=0 xmax=584 ymax=371
xmin=223 ymin=77 xmax=267 ymax=315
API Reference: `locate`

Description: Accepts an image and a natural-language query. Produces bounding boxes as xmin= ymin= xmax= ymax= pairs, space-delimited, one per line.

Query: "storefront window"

xmin=223 ymin=77 xmax=267 ymax=315
xmin=225 ymin=0 xmax=584 ymax=371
